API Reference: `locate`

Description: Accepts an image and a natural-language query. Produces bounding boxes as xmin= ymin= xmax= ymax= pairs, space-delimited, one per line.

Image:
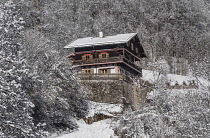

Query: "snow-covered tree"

xmin=0 ymin=1 xmax=43 ymax=137
xmin=29 ymin=58 xmax=88 ymax=132
xmin=3 ymin=0 xmax=90 ymax=133
xmin=16 ymin=0 xmax=210 ymax=75
xmin=115 ymin=89 xmax=210 ymax=138
xmin=148 ymin=57 xmax=170 ymax=89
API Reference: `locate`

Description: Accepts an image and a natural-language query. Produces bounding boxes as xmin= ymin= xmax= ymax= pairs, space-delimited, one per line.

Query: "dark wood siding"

xmin=75 ymin=44 xmax=126 ymax=52
xmin=74 ymin=36 xmax=146 ymax=60
xmin=125 ymin=36 xmax=146 ymax=58
xmin=75 ymin=49 xmax=124 ymax=60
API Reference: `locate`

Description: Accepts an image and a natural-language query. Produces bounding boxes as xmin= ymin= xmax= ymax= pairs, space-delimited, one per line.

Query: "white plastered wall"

xmin=110 ymin=68 xmax=115 ymax=73
xmin=81 ymin=66 xmax=120 ymax=74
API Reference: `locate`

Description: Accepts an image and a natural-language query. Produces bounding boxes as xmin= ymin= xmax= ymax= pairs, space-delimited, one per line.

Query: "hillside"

xmin=56 ymin=101 xmax=123 ymax=138
xmin=0 ymin=0 xmax=210 ymax=137
xmin=16 ymin=0 xmax=210 ymax=74
xmin=142 ymin=69 xmax=210 ymax=87
xmin=56 ymin=72 xmax=210 ymax=138
xmin=57 ymin=119 xmax=117 ymax=138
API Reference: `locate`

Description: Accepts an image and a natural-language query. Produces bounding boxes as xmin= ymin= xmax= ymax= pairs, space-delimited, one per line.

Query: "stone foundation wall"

xmin=81 ymin=80 xmax=131 ymax=104
xmin=81 ymin=80 xmax=153 ymax=111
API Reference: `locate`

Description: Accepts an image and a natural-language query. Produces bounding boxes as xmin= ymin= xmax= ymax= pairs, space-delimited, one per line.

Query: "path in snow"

xmin=57 ymin=119 xmax=117 ymax=138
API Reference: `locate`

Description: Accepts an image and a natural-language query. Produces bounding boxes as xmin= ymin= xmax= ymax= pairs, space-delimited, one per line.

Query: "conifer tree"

xmin=0 ymin=1 xmax=42 ymax=137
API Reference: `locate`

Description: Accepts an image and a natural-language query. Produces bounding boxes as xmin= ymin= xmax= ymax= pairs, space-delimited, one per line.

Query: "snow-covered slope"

xmin=87 ymin=101 xmax=122 ymax=117
xmin=142 ymin=70 xmax=210 ymax=87
xmin=56 ymin=102 xmax=122 ymax=138
xmin=56 ymin=70 xmax=210 ymax=138
xmin=57 ymin=119 xmax=117 ymax=138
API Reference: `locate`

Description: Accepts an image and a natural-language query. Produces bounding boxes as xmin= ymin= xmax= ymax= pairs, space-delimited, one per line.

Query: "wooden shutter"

xmin=107 ymin=69 xmax=111 ymax=74
xmin=106 ymin=53 xmax=109 ymax=58
xmin=98 ymin=69 xmax=102 ymax=74
xmin=90 ymin=69 xmax=94 ymax=74
xmin=82 ymin=55 xmax=85 ymax=60
xmin=82 ymin=69 xmax=85 ymax=74
xmin=82 ymin=54 xmax=92 ymax=60
xmin=99 ymin=52 xmax=109 ymax=58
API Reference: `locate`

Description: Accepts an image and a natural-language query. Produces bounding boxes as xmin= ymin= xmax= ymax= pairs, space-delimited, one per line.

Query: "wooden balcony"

xmin=77 ymin=73 xmax=131 ymax=81
xmin=72 ymin=56 xmax=122 ymax=66
xmin=72 ymin=56 xmax=142 ymax=72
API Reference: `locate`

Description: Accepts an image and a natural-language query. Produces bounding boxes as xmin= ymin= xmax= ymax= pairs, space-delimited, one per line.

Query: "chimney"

xmin=99 ymin=32 xmax=103 ymax=38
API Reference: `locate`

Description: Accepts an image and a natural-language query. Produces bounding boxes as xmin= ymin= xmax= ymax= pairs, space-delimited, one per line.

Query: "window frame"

xmin=99 ymin=52 xmax=109 ymax=59
xmin=102 ymin=53 xmax=107 ymax=58
xmin=131 ymin=43 xmax=134 ymax=51
xmin=83 ymin=54 xmax=92 ymax=60
xmin=101 ymin=69 xmax=108 ymax=74
xmin=83 ymin=69 xmax=92 ymax=74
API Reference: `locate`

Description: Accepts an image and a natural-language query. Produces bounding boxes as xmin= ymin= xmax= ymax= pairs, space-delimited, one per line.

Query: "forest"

xmin=0 ymin=0 xmax=210 ymax=137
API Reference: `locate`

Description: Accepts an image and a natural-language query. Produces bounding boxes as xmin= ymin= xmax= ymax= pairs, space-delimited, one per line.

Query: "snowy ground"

xmin=57 ymin=119 xmax=117 ymax=138
xmin=142 ymin=69 xmax=210 ymax=87
xmin=55 ymin=102 xmax=121 ymax=138
xmin=56 ymin=70 xmax=210 ymax=138
xmin=87 ymin=101 xmax=122 ymax=117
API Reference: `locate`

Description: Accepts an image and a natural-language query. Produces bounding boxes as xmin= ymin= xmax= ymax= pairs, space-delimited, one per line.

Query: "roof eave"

xmin=65 ymin=41 xmax=128 ymax=49
xmin=64 ymin=33 xmax=138 ymax=49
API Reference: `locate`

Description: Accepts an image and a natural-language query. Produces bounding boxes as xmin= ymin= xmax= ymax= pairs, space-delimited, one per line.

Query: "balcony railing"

xmin=77 ymin=73 xmax=131 ymax=81
xmin=72 ymin=56 xmax=142 ymax=72
xmin=72 ymin=56 xmax=123 ymax=66
xmin=122 ymin=58 xmax=142 ymax=72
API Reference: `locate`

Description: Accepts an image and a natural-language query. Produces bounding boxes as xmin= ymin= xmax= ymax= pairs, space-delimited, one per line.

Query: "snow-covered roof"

xmin=64 ymin=33 xmax=137 ymax=48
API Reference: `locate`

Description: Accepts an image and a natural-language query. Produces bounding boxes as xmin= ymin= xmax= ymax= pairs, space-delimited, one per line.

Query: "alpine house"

xmin=65 ymin=32 xmax=146 ymax=81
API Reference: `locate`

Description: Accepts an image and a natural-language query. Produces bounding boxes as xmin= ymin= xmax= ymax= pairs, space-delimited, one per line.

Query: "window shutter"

xmin=107 ymin=69 xmax=110 ymax=74
xmin=106 ymin=53 xmax=109 ymax=58
xmin=98 ymin=69 xmax=101 ymax=74
xmin=82 ymin=55 xmax=85 ymax=60
xmin=91 ymin=69 xmax=94 ymax=74
xmin=99 ymin=53 xmax=109 ymax=58
xmin=90 ymin=54 xmax=93 ymax=59
xmin=82 ymin=69 xmax=85 ymax=74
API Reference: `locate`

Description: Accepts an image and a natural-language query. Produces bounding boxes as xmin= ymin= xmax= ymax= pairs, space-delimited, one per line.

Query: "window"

xmin=86 ymin=55 xmax=90 ymax=60
xmin=99 ymin=52 xmax=109 ymax=58
xmin=101 ymin=69 xmax=108 ymax=74
xmin=83 ymin=69 xmax=93 ymax=74
xmin=102 ymin=54 xmax=107 ymax=58
xmin=82 ymin=54 xmax=92 ymax=60
xmin=99 ymin=69 xmax=110 ymax=74
xmin=85 ymin=70 xmax=91 ymax=74
xmin=131 ymin=43 xmax=134 ymax=51
xmin=85 ymin=55 xmax=90 ymax=60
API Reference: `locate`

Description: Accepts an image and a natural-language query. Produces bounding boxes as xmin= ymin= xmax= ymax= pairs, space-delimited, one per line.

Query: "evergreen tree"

xmin=0 ymin=1 xmax=42 ymax=137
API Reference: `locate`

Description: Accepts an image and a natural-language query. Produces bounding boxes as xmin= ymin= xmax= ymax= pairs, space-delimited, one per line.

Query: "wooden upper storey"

xmin=71 ymin=49 xmax=143 ymax=75
xmin=65 ymin=33 xmax=147 ymax=59
xmin=70 ymin=48 xmax=140 ymax=61
xmin=74 ymin=35 xmax=146 ymax=59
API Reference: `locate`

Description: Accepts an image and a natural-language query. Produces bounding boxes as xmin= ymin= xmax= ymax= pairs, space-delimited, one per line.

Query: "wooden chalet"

xmin=65 ymin=32 xmax=146 ymax=81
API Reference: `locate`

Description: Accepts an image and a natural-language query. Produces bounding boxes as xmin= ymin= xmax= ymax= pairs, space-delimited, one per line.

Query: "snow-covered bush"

xmin=115 ymin=89 xmax=210 ymax=138
xmin=23 ymin=59 xmax=89 ymax=133
xmin=148 ymin=57 xmax=170 ymax=89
